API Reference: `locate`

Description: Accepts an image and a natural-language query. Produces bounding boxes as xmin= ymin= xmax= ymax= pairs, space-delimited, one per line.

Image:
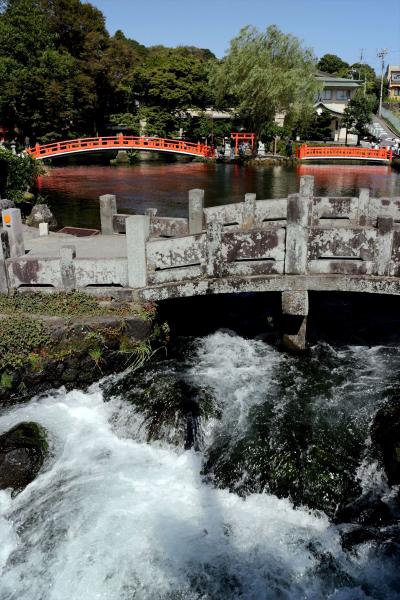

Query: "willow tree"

xmin=210 ymin=25 xmax=320 ymax=137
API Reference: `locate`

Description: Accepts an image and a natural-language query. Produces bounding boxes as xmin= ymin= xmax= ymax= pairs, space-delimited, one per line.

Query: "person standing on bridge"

xmin=285 ymin=140 xmax=293 ymax=158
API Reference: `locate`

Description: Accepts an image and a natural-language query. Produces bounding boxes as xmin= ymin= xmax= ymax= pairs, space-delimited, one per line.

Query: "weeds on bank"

xmin=0 ymin=316 xmax=50 ymax=371
xmin=0 ymin=316 xmax=50 ymax=389
xmin=0 ymin=292 xmax=156 ymax=320
xmin=118 ymin=339 xmax=163 ymax=370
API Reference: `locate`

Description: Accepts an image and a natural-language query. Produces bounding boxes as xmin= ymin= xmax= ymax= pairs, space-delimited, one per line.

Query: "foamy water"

xmin=0 ymin=333 xmax=399 ymax=599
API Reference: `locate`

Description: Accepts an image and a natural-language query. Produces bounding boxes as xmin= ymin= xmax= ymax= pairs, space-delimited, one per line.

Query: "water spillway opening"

xmin=308 ymin=291 xmax=400 ymax=346
xmin=157 ymin=292 xmax=282 ymax=340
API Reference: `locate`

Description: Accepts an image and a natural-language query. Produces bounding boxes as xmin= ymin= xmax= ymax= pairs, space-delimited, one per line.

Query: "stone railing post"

xmin=243 ymin=193 xmax=256 ymax=229
xmin=284 ymin=193 xmax=309 ymax=274
xmin=281 ymin=290 xmax=308 ymax=352
xmin=145 ymin=208 xmax=158 ymax=236
xmin=99 ymin=194 xmax=117 ymax=235
xmin=188 ymin=189 xmax=204 ymax=234
xmin=299 ymin=175 xmax=315 ymax=225
xmin=375 ymin=216 xmax=394 ymax=276
xmin=0 ymin=230 xmax=10 ymax=293
xmin=206 ymin=219 xmax=224 ymax=277
xmin=126 ymin=215 xmax=150 ymax=288
xmin=1 ymin=208 xmax=25 ymax=258
xmin=357 ymin=188 xmax=370 ymax=226
xmin=60 ymin=245 xmax=76 ymax=290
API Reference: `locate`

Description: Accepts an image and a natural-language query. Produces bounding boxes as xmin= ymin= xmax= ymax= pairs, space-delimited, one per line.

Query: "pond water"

xmin=37 ymin=160 xmax=400 ymax=229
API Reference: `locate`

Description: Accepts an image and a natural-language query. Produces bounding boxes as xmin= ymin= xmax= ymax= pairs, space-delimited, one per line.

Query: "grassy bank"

xmin=0 ymin=292 xmax=164 ymax=402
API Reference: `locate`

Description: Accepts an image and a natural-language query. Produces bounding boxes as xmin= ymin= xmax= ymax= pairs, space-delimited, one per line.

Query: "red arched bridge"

xmin=296 ymin=144 xmax=393 ymax=163
xmin=27 ymin=134 xmax=214 ymax=160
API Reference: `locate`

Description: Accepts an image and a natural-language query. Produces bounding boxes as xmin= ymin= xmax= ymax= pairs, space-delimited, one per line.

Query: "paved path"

xmin=2 ymin=226 xmax=128 ymax=258
xmin=369 ymin=114 xmax=400 ymax=146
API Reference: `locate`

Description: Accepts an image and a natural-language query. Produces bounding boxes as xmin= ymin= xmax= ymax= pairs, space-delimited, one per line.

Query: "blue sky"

xmin=88 ymin=0 xmax=400 ymax=73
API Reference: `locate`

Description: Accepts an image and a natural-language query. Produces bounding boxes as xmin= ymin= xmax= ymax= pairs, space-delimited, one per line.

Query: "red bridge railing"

xmin=27 ymin=134 xmax=214 ymax=160
xmin=296 ymin=144 xmax=393 ymax=162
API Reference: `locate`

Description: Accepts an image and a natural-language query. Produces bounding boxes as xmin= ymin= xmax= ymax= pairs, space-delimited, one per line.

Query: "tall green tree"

xmin=341 ymin=90 xmax=375 ymax=143
xmin=0 ymin=0 xmax=77 ymax=140
xmin=295 ymin=109 xmax=333 ymax=141
xmin=317 ymin=54 xmax=349 ymax=74
xmin=0 ymin=0 xmax=147 ymax=140
xmin=134 ymin=46 xmax=215 ymax=111
xmin=210 ymin=25 xmax=320 ymax=137
xmin=347 ymin=62 xmax=380 ymax=100
xmin=0 ymin=0 xmax=213 ymax=141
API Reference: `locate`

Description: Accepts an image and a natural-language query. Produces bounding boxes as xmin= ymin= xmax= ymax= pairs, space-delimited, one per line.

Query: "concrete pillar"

xmin=188 ymin=189 xmax=204 ymax=234
xmin=126 ymin=215 xmax=150 ymax=288
xmin=0 ymin=230 xmax=10 ymax=293
xmin=99 ymin=194 xmax=117 ymax=235
xmin=284 ymin=193 xmax=309 ymax=274
xmin=357 ymin=188 xmax=370 ymax=226
xmin=243 ymin=193 xmax=256 ymax=229
xmin=1 ymin=208 xmax=25 ymax=258
xmin=299 ymin=175 xmax=315 ymax=225
xmin=281 ymin=290 xmax=308 ymax=352
xmin=60 ymin=245 xmax=76 ymax=290
xmin=206 ymin=219 xmax=224 ymax=277
xmin=39 ymin=222 xmax=49 ymax=237
xmin=375 ymin=216 xmax=394 ymax=276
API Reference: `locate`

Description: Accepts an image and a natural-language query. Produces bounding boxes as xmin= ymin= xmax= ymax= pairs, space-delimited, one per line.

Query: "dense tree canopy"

xmin=317 ymin=54 xmax=349 ymax=75
xmin=0 ymin=0 xmax=217 ymax=142
xmin=210 ymin=25 xmax=320 ymax=136
xmin=0 ymin=1 xmax=378 ymax=147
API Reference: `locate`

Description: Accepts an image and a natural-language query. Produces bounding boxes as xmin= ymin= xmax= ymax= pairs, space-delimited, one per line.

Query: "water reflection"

xmin=297 ymin=163 xmax=398 ymax=196
xmin=38 ymin=161 xmax=400 ymax=229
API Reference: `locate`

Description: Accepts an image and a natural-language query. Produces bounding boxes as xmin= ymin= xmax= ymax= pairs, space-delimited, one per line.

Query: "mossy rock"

xmin=0 ymin=421 xmax=48 ymax=492
xmin=370 ymin=396 xmax=400 ymax=486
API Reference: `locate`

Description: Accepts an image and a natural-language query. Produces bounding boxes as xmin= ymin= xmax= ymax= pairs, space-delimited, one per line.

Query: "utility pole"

xmin=360 ymin=48 xmax=366 ymax=95
xmin=377 ymin=49 xmax=388 ymax=117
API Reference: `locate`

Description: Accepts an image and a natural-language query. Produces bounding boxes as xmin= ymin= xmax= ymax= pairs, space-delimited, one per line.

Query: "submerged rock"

xmin=334 ymin=492 xmax=395 ymax=527
xmin=0 ymin=422 xmax=48 ymax=492
xmin=341 ymin=524 xmax=400 ymax=553
xmin=370 ymin=397 xmax=400 ymax=486
xmin=110 ymin=150 xmax=130 ymax=166
xmin=106 ymin=368 xmax=215 ymax=448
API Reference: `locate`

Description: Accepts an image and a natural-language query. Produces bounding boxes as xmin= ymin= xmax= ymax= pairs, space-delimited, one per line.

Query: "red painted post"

xmin=117 ymin=132 xmax=123 ymax=146
xmin=35 ymin=143 xmax=40 ymax=157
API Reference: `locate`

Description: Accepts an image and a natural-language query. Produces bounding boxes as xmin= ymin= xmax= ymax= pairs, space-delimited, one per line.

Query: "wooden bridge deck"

xmin=296 ymin=145 xmax=393 ymax=163
xmin=27 ymin=134 xmax=214 ymax=160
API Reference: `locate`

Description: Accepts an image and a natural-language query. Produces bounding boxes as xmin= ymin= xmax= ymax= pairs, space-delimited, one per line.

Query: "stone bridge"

xmin=2 ymin=175 xmax=400 ymax=349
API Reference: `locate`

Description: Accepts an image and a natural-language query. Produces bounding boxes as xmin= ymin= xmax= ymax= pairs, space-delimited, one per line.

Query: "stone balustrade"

xmin=2 ymin=175 xmax=400 ymax=350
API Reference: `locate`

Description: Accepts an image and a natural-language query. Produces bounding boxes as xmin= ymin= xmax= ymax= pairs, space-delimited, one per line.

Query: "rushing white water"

xmin=0 ymin=333 xmax=399 ymax=600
